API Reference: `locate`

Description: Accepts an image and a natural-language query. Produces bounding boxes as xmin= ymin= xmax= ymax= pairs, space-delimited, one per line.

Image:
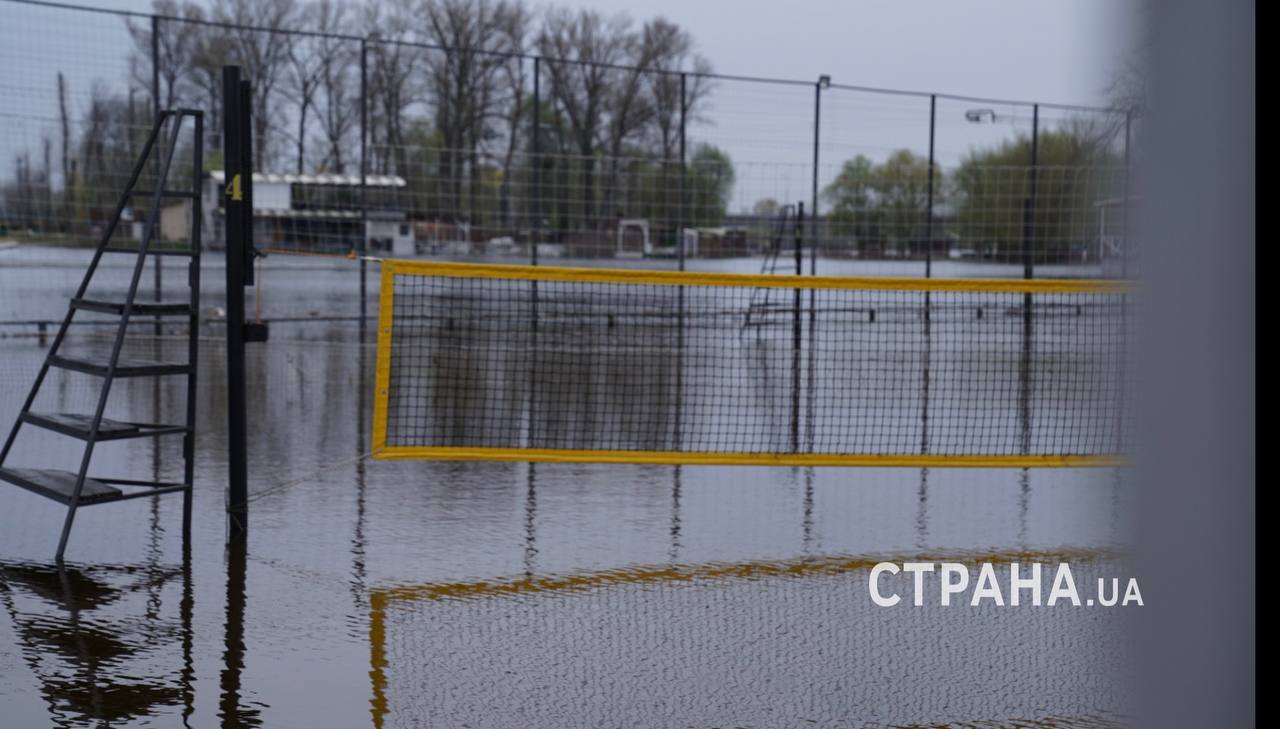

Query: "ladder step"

xmin=0 ymin=467 xmax=122 ymax=505
xmin=72 ymin=298 xmax=191 ymax=316
xmin=102 ymin=247 xmax=194 ymax=257
xmin=21 ymin=412 xmax=187 ymax=441
xmin=50 ymin=355 xmax=190 ymax=377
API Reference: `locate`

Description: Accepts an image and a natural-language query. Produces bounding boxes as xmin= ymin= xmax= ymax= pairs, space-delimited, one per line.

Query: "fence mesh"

xmin=1 ymin=0 xmax=1135 ymax=290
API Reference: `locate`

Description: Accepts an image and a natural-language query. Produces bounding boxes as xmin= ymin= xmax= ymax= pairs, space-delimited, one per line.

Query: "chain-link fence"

xmin=0 ymin=0 xmax=1136 ymax=339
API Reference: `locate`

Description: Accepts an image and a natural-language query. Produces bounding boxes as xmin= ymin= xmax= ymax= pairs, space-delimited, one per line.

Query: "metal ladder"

xmin=743 ymin=203 xmax=797 ymax=329
xmin=0 ymin=109 xmax=203 ymax=561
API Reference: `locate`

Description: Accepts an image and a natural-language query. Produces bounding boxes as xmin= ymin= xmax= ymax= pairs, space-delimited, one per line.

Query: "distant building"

xmin=201 ymin=171 xmax=408 ymax=254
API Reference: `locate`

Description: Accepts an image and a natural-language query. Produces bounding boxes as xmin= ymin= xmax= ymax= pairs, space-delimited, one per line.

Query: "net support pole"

xmin=791 ymin=203 xmax=805 ymax=453
xmin=151 ymin=15 xmax=163 ymax=337
xmin=222 ymin=66 xmax=250 ymax=539
xmin=359 ymin=40 xmax=369 ymax=337
xmin=922 ymin=94 xmax=937 ymax=454
xmin=1018 ymin=104 xmax=1040 ymax=456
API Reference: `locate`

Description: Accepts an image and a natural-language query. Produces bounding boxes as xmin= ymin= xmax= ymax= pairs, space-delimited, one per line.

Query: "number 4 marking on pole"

xmin=228 ymin=173 xmax=243 ymax=201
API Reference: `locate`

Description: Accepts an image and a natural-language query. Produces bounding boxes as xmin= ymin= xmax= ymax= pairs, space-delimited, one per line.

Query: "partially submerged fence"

xmin=0 ymin=0 xmax=1136 ymax=338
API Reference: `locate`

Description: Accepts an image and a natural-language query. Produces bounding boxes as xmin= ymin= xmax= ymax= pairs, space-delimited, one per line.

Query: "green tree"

xmin=948 ymin=125 xmax=1123 ymax=260
xmin=686 ymin=144 xmax=734 ymax=227
xmin=752 ymin=197 xmax=780 ymax=217
xmin=822 ymin=150 xmax=938 ymax=256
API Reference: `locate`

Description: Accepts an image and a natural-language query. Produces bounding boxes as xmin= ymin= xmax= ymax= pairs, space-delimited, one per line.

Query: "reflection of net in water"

xmin=373 ymin=261 xmax=1131 ymax=466
xmin=368 ymin=549 xmax=1130 ymax=728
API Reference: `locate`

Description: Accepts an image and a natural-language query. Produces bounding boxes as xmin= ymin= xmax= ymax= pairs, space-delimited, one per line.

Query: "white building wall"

xmin=254 ymin=182 xmax=291 ymax=211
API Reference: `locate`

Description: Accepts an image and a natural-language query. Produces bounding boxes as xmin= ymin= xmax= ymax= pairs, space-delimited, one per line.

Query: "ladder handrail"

xmin=56 ymin=112 xmax=189 ymax=559
xmin=0 ymin=113 xmax=174 ymax=467
xmin=0 ymin=108 xmax=203 ymax=562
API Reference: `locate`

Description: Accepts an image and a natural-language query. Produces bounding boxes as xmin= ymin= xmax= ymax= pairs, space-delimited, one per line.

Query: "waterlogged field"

xmin=0 ymin=244 xmax=1134 ymax=727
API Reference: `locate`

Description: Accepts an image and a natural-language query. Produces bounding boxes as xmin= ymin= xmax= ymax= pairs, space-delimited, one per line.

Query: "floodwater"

xmin=0 ymin=245 xmax=1135 ymax=728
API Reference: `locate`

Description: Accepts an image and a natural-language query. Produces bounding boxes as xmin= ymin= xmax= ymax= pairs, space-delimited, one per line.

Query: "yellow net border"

xmin=371 ymin=259 xmax=1133 ymax=468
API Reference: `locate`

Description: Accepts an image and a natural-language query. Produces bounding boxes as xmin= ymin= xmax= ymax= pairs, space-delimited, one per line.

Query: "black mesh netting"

xmin=383 ymin=271 xmax=1129 ymax=458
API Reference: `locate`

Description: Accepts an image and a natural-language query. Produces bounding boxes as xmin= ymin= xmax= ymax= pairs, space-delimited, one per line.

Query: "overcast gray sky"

xmin=553 ymin=0 xmax=1139 ymax=108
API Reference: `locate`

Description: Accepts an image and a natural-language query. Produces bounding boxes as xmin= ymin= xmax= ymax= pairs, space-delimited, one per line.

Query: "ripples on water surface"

xmin=0 ymin=247 xmax=1133 ymax=727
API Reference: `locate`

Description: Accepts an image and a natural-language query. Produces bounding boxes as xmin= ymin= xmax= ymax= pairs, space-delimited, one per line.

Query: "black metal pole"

xmin=241 ymin=81 xmax=253 ymax=287
xmin=531 ymin=56 xmax=540 ymax=267
xmin=925 ymin=94 xmax=936 ymax=279
xmin=1024 ymin=103 xmax=1039 ymax=280
xmin=1018 ymin=104 xmax=1039 ymax=457
xmin=678 ymin=72 xmax=687 ymax=271
xmin=223 ymin=66 xmax=248 ymax=539
xmin=184 ymin=109 xmax=203 ymax=538
xmin=790 ymin=202 xmax=804 ymax=453
xmin=811 ymin=82 xmax=821 ymax=274
xmin=151 ymin=15 xmax=163 ymax=336
xmin=359 ymin=40 xmax=369 ymax=335
xmin=922 ymin=94 xmax=936 ymax=455
xmin=675 ymin=72 xmax=688 ymax=450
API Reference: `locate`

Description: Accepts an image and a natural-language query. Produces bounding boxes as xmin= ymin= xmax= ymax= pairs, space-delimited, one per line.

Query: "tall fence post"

xmin=791 ymin=202 xmax=805 ymax=453
xmin=1024 ymin=103 xmax=1039 ymax=280
xmin=921 ymin=94 xmax=937 ymax=454
xmin=359 ymin=39 xmax=369 ymax=335
xmin=1018 ymin=103 xmax=1040 ymax=457
xmin=925 ymin=94 xmax=936 ymax=279
xmin=810 ymin=79 xmax=822 ymax=275
xmin=531 ymin=56 xmax=540 ymax=267
xmin=151 ymin=15 xmax=163 ymax=336
xmin=678 ymin=72 xmax=687 ymax=272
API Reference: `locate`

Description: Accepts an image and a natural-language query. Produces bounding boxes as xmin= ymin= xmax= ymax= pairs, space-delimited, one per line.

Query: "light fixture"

xmin=965 ymin=109 xmax=997 ymax=123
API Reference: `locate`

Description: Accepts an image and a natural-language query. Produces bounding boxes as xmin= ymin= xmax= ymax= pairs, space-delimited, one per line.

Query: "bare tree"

xmin=640 ymin=19 xmax=712 ymax=230
xmin=363 ymin=0 xmax=421 ymax=175
xmin=283 ymin=3 xmax=331 ymax=173
xmin=642 ymin=18 xmax=712 ymax=162
xmin=58 ymin=73 xmax=73 ymax=218
xmin=213 ymin=0 xmax=298 ymax=170
xmin=127 ymin=0 xmax=206 ymax=113
xmin=538 ymin=8 xmax=631 ymax=231
xmin=422 ymin=0 xmax=510 ymax=223
xmin=493 ymin=2 xmax=531 ymax=229
xmin=599 ymin=21 xmax=671 ymax=224
xmin=313 ymin=0 xmax=357 ymax=173
xmin=79 ymin=84 xmax=136 ymax=226
xmin=188 ymin=18 xmax=236 ymax=146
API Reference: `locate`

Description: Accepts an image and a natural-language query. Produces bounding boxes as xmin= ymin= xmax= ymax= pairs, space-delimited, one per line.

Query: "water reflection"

xmin=523 ymin=463 xmax=538 ymax=577
xmin=367 ymin=547 xmax=1130 ymax=728
xmin=0 ymin=258 xmax=1134 ymax=726
xmin=0 ymin=556 xmax=193 ymax=728
xmin=218 ymin=539 xmax=259 ymax=729
xmin=916 ymin=467 xmax=930 ymax=549
xmin=669 ymin=465 xmax=683 ymax=562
